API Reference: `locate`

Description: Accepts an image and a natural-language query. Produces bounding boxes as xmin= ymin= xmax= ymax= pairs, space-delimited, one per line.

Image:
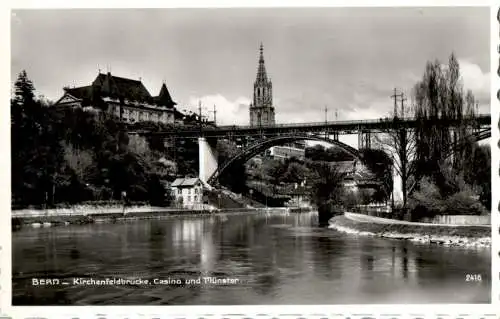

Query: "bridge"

xmin=137 ymin=114 xmax=491 ymax=139
xmin=132 ymin=114 xmax=491 ymax=199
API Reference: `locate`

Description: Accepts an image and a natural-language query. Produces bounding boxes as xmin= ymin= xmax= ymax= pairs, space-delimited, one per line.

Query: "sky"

xmin=11 ymin=7 xmax=490 ymax=128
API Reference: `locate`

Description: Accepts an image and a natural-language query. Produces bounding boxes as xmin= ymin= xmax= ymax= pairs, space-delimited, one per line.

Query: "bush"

xmin=445 ymin=191 xmax=488 ymax=216
xmin=409 ymin=177 xmax=487 ymax=219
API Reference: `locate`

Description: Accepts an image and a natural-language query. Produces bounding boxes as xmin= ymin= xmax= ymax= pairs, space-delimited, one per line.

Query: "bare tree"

xmin=374 ymin=93 xmax=417 ymax=208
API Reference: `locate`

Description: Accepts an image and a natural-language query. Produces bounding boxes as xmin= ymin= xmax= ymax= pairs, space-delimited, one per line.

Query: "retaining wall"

xmin=420 ymin=215 xmax=490 ymax=226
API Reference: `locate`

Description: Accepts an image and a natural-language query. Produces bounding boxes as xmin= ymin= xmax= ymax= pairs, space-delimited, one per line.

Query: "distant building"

xmin=268 ymin=141 xmax=306 ymax=160
xmin=249 ymin=43 xmax=275 ymax=127
xmin=54 ymin=72 xmax=180 ymax=125
xmin=335 ymin=160 xmax=380 ymax=194
xmin=171 ymin=177 xmax=205 ymax=209
xmin=268 ymin=145 xmax=305 ymax=160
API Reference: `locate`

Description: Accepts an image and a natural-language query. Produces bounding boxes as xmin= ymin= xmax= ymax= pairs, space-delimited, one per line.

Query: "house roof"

xmin=60 ymin=72 xmax=178 ymax=108
xmin=63 ymin=85 xmax=93 ymax=100
xmin=153 ymin=83 xmax=177 ymax=107
xmin=171 ymin=177 xmax=201 ymax=187
xmin=92 ymin=73 xmax=152 ymax=102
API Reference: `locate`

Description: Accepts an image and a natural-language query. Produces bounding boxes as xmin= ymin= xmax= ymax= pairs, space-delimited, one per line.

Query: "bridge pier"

xmin=358 ymin=130 xmax=371 ymax=149
xmin=199 ymin=137 xmax=218 ymax=184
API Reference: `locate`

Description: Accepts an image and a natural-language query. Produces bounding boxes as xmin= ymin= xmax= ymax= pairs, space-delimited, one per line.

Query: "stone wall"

xmin=421 ymin=215 xmax=490 ymax=226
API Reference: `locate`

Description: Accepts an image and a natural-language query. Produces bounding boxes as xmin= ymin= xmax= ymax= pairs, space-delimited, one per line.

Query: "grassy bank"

xmin=328 ymin=213 xmax=490 ymax=248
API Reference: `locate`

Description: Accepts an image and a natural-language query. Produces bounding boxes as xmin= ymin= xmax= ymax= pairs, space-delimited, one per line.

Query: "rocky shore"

xmin=328 ymin=213 xmax=491 ymax=248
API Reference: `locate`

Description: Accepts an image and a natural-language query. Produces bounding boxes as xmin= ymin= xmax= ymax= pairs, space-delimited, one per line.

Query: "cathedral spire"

xmin=256 ymin=43 xmax=268 ymax=83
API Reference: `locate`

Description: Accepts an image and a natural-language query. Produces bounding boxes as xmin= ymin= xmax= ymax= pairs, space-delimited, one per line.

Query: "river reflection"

xmin=12 ymin=211 xmax=490 ymax=305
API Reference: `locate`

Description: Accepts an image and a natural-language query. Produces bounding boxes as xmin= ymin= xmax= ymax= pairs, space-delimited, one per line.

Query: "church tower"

xmin=249 ymin=43 xmax=275 ymax=126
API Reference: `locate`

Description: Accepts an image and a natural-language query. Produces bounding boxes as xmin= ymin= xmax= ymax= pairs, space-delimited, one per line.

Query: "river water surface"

xmin=12 ymin=211 xmax=491 ymax=305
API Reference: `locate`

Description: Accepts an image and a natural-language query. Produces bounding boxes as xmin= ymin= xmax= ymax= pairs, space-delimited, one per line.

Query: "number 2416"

xmin=465 ymin=274 xmax=482 ymax=282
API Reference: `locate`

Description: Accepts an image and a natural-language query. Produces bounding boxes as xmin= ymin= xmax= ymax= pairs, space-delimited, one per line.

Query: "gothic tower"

xmin=249 ymin=43 xmax=275 ymax=126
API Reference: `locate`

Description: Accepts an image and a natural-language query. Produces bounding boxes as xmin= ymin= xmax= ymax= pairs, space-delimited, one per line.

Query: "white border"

xmin=1 ymin=1 xmax=498 ymax=318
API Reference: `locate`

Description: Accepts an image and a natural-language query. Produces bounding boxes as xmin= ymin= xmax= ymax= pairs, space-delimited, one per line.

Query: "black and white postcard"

xmin=1 ymin=2 xmax=498 ymax=319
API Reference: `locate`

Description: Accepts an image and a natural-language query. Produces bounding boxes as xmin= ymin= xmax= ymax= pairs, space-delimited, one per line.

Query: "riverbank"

xmin=12 ymin=205 xmax=303 ymax=230
xmin=328 ymin=212 xmax=491 ymax=248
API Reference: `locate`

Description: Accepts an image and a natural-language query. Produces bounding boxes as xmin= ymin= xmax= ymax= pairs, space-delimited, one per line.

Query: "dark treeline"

xmin=305 ymin=144 xmax=355 ymax=162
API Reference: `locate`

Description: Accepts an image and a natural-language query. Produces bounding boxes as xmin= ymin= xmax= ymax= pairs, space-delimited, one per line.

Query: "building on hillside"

xmin=249 ymin=43 xmax=275 ymax=127
xmin=171 ymin=177 xmax=205 ymax=209
xmin=336 ymin=160 xmax=381 ymax=195
xmin=53 ymin=72 xmax=180 ymax=125
xmin=268 ymin=144 xmax=306 ymax=160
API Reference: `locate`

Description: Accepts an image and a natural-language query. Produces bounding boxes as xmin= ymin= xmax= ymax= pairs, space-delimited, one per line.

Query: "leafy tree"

xmin=305 ymin=144 xmax=354 ymax=162
xmin=309 ymin=161 xmax=346 ymax=211
xmin=11 ymin=70 xmax=67 ymax=206
xmin=359 ymin=148 xmax=393 ymax=203
xmin=282 ymin=161 xmax=309 ymax=184
xmin=466 ymin=144 xmax=490 ymax=210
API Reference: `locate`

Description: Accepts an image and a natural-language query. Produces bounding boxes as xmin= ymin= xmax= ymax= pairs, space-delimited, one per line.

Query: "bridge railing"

xmin=135 ymin=114 xmax=490 ymax=135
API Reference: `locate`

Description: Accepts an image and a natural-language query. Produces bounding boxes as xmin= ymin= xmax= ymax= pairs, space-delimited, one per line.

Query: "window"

xmin=188 ymin=196 xmax=191 ymax=202
xmin=177 ymin=189 xmax=181 ymax=195
xmin=194 ymin=196 xmax=198 ymax=202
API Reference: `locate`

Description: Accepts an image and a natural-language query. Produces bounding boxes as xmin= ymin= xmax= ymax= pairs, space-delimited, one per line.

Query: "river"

xmin=12 ymin=210 xmax=491 ymax=305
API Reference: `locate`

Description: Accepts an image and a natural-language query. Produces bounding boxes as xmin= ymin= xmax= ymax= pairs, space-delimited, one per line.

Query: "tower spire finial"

xmin=256 ymin=42 xmax=267 ymax=83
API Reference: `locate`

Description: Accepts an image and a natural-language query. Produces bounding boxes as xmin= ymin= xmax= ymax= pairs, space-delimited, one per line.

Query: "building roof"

xmin=61 ymin=72 xmax=177 ymax=108
xmin=91 ymin=72 xmax=153 ymax=102
xmin=171 ymin=177 xmax=201 ymax=187
xmin=154 ymin=83 xmax=177 ymax=107
xmin=63 ymin=85 xmax=93 ymax=100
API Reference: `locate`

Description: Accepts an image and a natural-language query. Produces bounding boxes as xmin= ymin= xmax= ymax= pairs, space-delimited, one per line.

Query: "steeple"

xmin=256 ymin=42 xmax=268 ymax=83
xmin=250 ymin=42 xmax=275 ymax=127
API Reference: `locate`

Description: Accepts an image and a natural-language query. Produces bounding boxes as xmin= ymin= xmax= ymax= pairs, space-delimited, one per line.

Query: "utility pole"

xmin=198 ymin=100 xmax=203 ymax=135
xmin=324 ymin=105 xmax=328 ymax=139
xmin=208 ymin=104 xmax=217 ymax=125
xmin=213 ymin=104 xmax=217 ymax=125
xmin=400 ymin=92 xmax=407 ymax=118
xmin=391 ymin=88 xmax=403 ymax=118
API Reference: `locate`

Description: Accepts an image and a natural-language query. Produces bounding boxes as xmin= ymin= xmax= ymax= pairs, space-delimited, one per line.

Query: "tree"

xmin=359 ymin=148 xmax=393 ymax=204
xmin=374 ymin=113 xmax=417 ymax=208
xmin=412 ymin=53 xmax=477 ymax=193
xmin=11 ymin=70 xmax=67 ymax=206
xmin=13 ymin=70 xmax=35 ymax=105
xmin=468 ymin=144 xmax=491 ymax=210
xmin=309 ymin=161 xmax=346 ymax=210
xmin=63 ymin=143 xmax=93 ymax=182
xmin=282 ymin=161 xmax=309 ymax=184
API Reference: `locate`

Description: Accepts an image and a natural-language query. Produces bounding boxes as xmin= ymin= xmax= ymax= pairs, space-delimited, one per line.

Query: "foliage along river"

xmin=12 ymin=211 xmax=490 ymax=305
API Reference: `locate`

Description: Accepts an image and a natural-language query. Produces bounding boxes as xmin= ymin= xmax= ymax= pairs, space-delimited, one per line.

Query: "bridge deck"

xmin=134 ymin=114 xmax=491 ymax=138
